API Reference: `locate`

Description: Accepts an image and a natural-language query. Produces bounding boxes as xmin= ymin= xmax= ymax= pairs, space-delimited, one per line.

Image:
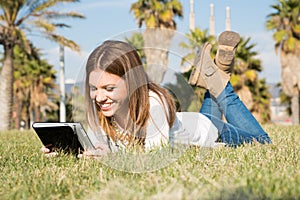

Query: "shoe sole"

xmin=218 ymin=31 xmax=240 ymax=65
xmin=188 ymin=42 xmax=211 ymax=86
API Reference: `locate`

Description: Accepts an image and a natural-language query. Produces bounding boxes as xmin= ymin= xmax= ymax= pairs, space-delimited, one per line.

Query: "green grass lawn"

xmin=0 ymin=124 xmax=299 ymax=200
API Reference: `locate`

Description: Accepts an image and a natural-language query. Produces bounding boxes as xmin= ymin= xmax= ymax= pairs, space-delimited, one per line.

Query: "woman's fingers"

xmin=44 ymin=152 xmax=59 ymax=158
xmin=40 ymin=144 xmax=58 ymax=157
xmin=40 ymin=146 xmax=50 ymax=153
xmin=40 ymin=144 xmax=111 ymax=159
xmin=94 ymin=142 xmax=110 ymax=150
xmin=79 ymin=146 xmax=110 ymax=159
xmin=83 ymin=149 xmax=105 ymax=156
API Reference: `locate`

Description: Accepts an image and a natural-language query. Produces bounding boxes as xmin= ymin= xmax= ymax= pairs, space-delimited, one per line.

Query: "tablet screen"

xmin=33 ymin=123 xmax=86 ymax=154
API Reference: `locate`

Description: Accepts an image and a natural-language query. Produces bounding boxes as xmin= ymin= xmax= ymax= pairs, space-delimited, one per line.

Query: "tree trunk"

xmin=23 ymin=88 xmax=31 ymax=129
xmin=0 ymin=44 xmax=14 ymax=130
xmin=291 ymin=90 xmax=300 ymax=124
xmin=280 ymin=52 xmax=300 ymax=124
xmin=236 ymin=86 xmax=253 ymax=110
xmin=14 ymin=93 xmax=23 ymax=130
xmin=143 ymin=28 xmax=174 ymax=84
xmin=25 ymin=100 xmax=31 ymax=129
xmin=34 ymin=105 xmax=41 ymax=122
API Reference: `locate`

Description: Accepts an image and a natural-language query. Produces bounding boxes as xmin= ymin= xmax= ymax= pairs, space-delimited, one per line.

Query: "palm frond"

xmin=50 ymin=33 xmax=80 ymax=52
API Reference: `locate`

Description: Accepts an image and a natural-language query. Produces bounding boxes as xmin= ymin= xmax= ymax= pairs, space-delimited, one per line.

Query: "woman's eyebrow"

xmin=89 ymin=83 xmax=117 ymax=88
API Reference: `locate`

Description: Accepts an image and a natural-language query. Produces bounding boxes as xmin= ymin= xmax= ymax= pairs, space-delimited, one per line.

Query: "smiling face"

xmin=89 ymin=69 xmax=129 ymax=118
xmin=85 ymin=41 xmax=153 ymax=138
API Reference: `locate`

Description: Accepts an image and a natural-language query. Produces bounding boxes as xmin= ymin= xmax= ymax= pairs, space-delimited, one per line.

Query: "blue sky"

xmin=31 ymin=0 xmax=281 ymax=84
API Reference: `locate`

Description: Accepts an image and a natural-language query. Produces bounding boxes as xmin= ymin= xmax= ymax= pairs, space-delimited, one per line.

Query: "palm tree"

xmin=230 ymin=37 xmax=261 ymax=109
xmin=266 ymin=0 xmax=300 ymax=124
xmin=180 ymin=28 xmax=216 ymax=69
xmin=13 ymin=44 xmax=57 ymax=129
xmin=130 ymin=0 xmax=183 ymax=83
xmin=0 ymin=0 xmax=85 ymax=130
xmin=125 ymin=32 xmax=146 ymax=63
xmin=250 ymin=78 xmax=271 ymax=123
xmin=229 ymin=37 xmax=271 ymax=123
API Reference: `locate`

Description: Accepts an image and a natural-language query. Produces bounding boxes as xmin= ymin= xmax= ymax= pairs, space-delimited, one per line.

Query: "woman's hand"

xmin=78 ymin=143 xmax=111 ymax=159
xmin=40 ymin=143 xmax=111 ymax=159
xmin=40 ymin=144 xmax=58 ymax=157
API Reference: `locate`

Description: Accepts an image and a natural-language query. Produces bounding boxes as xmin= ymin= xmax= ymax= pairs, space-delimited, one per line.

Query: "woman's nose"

xmin=95 ymin=90 xmax=107 ymax=102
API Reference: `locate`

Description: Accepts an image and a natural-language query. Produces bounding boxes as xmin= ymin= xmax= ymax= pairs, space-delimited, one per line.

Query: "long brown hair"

xmin=85 ymin=40 xmax=176 ymax=145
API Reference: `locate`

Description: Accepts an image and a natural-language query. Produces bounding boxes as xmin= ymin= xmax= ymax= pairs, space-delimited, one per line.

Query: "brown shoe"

xmin=189 ymin=42 xmax=229 ymax=97
xmin=215 ymin=31 xmax=240 ymax=73
xmin=188 ymin=42 xmax=211 ymax=88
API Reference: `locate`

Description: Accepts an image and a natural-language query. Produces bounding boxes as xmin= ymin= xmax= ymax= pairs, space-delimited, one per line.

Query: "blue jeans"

xmin=200 ymin=82 xmax=271 ymax=146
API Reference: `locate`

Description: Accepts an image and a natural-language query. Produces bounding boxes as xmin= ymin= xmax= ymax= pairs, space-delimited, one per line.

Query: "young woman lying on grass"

xmin=42 ymin=31 xmax=271 ymax=158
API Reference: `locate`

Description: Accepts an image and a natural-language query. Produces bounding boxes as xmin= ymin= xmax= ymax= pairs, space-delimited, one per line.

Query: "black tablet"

xmin=32 ymin=122 xmax=95 ymax=154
